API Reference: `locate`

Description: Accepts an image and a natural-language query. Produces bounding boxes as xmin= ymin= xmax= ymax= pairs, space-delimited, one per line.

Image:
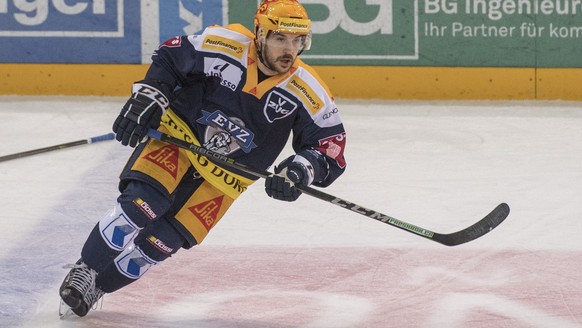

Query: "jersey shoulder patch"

xmin=294 ymin=58 xmax=335 ymax=100
xmin=281 ymin=63 xmax=331 ymax=115
xmin=283 ymin=70 xmax=325 ymax=116
xmin=191 ymin=25 xmax=252 ymax=62
xmin=281 ymin=61 xmax=341 ymax=128
xmin=159 ymin=36 xmax=182 ymax=49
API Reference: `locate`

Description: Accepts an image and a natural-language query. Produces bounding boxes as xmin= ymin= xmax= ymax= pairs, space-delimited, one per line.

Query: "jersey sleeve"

xmin=142 ymin=25 xmax=253 ymax=101
xmin=287 ymin=66 xmax=347 ymax=188
xmin=141 ymin=35 xmax=202 ymax=99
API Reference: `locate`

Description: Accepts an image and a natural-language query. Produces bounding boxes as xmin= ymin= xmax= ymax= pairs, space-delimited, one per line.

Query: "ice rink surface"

xmin=0 ymin=96 xmax=581 ymax=327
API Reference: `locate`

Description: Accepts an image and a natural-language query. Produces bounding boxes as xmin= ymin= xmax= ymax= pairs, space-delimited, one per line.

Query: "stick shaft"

xmin=0 ymin=133 xmax=115 ymax=162
xmin=147 ymin=129 xmax=509 ymax=246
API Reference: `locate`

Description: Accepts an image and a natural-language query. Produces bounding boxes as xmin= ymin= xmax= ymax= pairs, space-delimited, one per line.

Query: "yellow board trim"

xmin=1 ymin=64 xmax=581 ymax=100
xmin=0 ymin=64 xmax=147 ymax=96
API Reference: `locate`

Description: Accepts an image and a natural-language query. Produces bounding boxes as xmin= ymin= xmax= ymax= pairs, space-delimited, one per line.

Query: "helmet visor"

xmin=263 ymin=30 xmax=312 ymax=52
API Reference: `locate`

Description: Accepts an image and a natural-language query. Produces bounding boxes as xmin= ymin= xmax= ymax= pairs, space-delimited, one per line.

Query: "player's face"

xmin=262 ymin=32 xmax=306 ymax=74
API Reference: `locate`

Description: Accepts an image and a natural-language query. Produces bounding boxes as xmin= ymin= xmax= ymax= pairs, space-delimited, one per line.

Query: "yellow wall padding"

xmin=0 ymin=64 xmax=148 ymax=96
xmin=1 ymin=64 xmax=580 ymax=100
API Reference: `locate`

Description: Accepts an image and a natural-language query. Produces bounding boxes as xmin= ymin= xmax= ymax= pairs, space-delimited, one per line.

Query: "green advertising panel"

xmin=229 ymin=0 xmax=582 ymax=67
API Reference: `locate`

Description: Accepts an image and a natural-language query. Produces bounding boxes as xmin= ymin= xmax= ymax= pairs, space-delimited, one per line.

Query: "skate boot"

xmin=59 ymin=260 xmax=104 ymax=317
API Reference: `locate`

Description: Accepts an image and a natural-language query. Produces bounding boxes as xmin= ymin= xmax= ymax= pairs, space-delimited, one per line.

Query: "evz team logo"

xmin=264 ymin=91 xmax=298 ymax=123
xmin=197 ymin=110 xmax=257 ymax=155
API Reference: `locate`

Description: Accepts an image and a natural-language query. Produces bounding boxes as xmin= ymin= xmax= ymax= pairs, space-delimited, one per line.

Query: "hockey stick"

xmin=147 ymin=129 xmax=510 ymax=246
xmin=0 ymin=133 xmax=115 ymax=163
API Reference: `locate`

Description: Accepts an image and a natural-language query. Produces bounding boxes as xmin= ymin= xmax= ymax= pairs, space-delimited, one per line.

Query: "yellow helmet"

xmin=254 ymin=0 xmax=312 ymax=51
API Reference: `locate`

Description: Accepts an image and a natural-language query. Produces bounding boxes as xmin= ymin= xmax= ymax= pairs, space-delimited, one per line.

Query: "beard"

xmin=262 ymin=46 xmax=295 ymax=74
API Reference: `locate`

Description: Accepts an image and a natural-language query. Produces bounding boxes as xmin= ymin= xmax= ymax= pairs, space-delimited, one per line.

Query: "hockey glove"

xmin=265 ymin=155 xmax=314 ymax=202
xmin=113 ymin=82 xmax=169 ymax=147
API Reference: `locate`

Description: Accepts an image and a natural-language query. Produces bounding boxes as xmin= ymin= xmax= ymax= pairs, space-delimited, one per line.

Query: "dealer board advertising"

xmin=1 ymin=0 xmax=581 ymax=67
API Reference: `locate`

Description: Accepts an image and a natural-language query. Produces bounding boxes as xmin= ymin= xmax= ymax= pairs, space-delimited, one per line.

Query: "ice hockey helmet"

xmin=254 ymin=0 xmax=312 ymax=51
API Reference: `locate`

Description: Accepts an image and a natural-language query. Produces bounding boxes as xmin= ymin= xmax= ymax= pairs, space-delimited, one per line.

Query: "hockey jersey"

xmin=144 ymin=24 xmax=346 ymax=198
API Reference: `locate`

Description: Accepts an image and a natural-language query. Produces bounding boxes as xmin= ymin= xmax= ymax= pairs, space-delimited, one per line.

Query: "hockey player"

xmin=59 ymin=0 xmax=346 ymax=317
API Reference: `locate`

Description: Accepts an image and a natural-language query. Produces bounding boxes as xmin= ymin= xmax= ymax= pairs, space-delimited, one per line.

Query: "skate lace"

xmin=63 ymin=263 xmax=104 ymax=309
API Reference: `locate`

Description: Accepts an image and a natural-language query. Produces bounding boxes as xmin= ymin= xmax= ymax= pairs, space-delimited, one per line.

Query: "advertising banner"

xmin=0 ymin=0 xmax=141 ymax=63
xmin=1 ymin=0 xmax=581 ymax=67
xmin=230 ymin=0 xmax=582 ymax=67
xmin=0 ymin=0 xmax=224 ymax=64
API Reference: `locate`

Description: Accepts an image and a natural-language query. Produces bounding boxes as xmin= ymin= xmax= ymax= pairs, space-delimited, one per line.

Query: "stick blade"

xmin=434 ymin=203 xmax=510 ymax=247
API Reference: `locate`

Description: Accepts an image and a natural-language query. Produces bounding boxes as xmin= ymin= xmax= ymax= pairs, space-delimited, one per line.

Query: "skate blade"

xmin=58 ymin=299 xmax=74 ymax=319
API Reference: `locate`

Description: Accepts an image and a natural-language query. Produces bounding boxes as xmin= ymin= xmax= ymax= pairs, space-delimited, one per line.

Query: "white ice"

xmin=0 ymin=96 xmax=580 ymax=327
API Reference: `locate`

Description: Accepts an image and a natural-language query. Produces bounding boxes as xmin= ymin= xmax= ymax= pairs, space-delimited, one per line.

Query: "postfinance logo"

xmin=202 ymin=35 xmax=246 ymax=60
xmin=286 ymin=76 xmax=322 ymax=115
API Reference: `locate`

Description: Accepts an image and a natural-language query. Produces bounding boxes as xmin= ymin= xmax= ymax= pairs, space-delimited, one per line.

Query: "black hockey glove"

xmin=113 ymin=82 xmax=169 ymax=147
xmin=265 ymin=156 xmax=313 ymax=202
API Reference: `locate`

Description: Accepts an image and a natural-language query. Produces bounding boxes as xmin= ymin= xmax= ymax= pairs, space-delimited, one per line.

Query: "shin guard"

xmin=81 ymin=203 xmax=141 ymax=272
xmin=98 ymin=203 xmax=141 ymax=251
xmin=95 ymin=217 xmax=184 ymax=293
xmin=114 ymin=244 xmax=158 ymax=280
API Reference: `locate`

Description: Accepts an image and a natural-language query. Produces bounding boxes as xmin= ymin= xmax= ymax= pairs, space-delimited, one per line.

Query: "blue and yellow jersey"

xmin=144 ymin=24 xmax=346 ymax=194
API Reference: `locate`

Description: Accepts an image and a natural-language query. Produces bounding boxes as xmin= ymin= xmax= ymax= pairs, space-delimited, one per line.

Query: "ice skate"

xmin=59 ymin=260 xmax=104 ymax=317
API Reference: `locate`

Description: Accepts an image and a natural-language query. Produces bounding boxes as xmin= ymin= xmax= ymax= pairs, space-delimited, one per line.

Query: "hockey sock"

xmin=81 ymin=181 xmax=171 ymax=272
xmin=95 ymin=217 xmax=184 ymax=293
xmin=81 ymin=203 xmax=141 ymax=272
